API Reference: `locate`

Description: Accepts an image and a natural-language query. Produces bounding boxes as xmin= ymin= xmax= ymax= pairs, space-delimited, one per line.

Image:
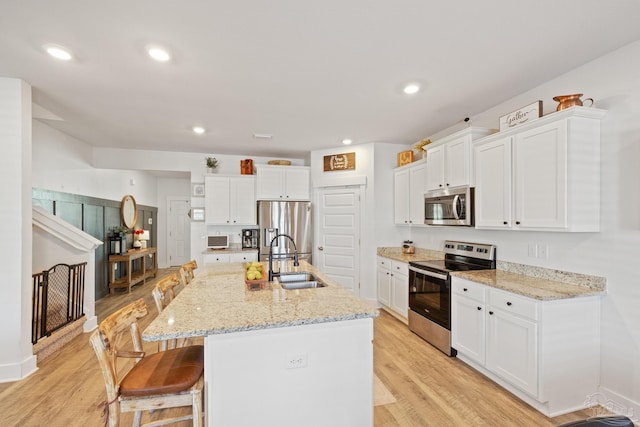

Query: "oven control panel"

xmin=443 ymin=240 xmax=496 ymax=261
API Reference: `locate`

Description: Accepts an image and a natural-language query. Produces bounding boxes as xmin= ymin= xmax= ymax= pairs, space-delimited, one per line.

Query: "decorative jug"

xmin=553 ymin=94 xmax=594 ymax=111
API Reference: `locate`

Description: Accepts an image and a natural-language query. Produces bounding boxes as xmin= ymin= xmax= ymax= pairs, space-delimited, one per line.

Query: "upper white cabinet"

xmin=205 ymin=175 xmax=256 ymax=225
xmin=255 ymin=165 xmax=310 ymax=201
xmin=425 ymin=127 xmax=494 ymax=191
xmin=474 ymin=107 xmax=606 ymax=231
xmin=394 ymin=160 xmax=426 ymax=225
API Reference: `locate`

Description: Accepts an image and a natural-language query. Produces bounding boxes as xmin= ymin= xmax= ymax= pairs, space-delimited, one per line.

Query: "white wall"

xmin=0 ymin=78 xmax=37 ymax=381
xmin=32 ymin=121 xmax=159 ymax=206
xmin=406 ymin=40 xmax=640 ymax=415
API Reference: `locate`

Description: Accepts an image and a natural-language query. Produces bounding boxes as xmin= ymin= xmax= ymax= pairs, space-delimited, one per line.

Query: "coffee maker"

xmin=242 ymin=229 xmax=259 ymax=249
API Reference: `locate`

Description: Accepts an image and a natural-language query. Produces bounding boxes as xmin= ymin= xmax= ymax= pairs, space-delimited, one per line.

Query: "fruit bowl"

xmin=244 ymin=261 xmax=267 ymax=290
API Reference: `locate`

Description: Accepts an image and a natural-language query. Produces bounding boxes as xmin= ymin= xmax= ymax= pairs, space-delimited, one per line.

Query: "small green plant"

xmin=205 ymin=156 xmax=218 ymax=169
xmin=113 ymin=225 xmax=129 ymax=235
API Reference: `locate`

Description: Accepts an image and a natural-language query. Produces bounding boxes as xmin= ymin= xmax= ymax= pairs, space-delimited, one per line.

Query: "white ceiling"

xmin=1 ymin=1 xmax=639 ymax=159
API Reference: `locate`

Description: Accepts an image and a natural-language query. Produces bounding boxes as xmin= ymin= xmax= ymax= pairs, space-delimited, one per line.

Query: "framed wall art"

xmin=190 ymin=207 xmax=205 ymax=222
xmin=192 ymin=182 xmax=205 ymax=197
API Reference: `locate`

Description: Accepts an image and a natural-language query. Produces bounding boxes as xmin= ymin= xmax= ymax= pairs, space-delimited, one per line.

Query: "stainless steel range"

xmin=408 ymin=240 xmax=496 ymax=356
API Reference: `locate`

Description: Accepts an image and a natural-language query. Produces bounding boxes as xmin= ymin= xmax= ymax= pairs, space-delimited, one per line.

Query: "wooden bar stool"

xmin=152 ymin=273 xmax=190 ymax=350
xmin=89 ymin=298 xmax=204 ymax=427
xmin=181 ymin=260 xmax=198 ymax=285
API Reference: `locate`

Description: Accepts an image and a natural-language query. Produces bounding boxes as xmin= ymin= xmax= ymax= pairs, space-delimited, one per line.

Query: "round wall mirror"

xmin=121 ymin=195 xmax=138 ymax=228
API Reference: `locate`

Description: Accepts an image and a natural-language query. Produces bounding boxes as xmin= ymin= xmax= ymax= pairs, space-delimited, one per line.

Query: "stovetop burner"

xmin=409 ymin=240 xmax=497 ymax=273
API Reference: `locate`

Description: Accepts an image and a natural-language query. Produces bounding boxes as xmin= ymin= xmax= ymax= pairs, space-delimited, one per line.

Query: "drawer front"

xmin=391 ymin=260 xmax=408 ymax=276
xmin=489 ymin=288 xmax=538 ymax=320
xmin=452 ymin=278 xmax=486 ymax=303
xmin=377 ymin=256 xmax=391 ymax=270
xmin=230 ymin=252 xmax=258 ymax=263
xmin=205 ymin=253 xmax=231 ymax=264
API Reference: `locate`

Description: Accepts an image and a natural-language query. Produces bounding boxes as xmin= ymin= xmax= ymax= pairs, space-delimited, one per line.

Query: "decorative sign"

xmin=397 ymin=150 xmax=414 ymax=167
xmin=499 ymin=100 xmax=542 ymax=131
xmin=324 ymin=152 xmax=356 ymax=172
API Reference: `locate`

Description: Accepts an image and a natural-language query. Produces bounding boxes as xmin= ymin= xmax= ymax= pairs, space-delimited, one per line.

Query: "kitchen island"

xmin=143 ymin=261 xmax=378 ymax=427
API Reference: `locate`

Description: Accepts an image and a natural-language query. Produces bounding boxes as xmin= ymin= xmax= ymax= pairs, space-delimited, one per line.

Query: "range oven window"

xmin=408 ymin=267 xmax=450 ymax=329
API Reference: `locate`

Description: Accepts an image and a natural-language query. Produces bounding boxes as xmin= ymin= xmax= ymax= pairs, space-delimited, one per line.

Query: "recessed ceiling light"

xmin=253 ymin=133 xmax=273 ymax=140
xmin=403 ymin=84 xmax=420 ymax=95
xmin=192 ymin=126 xmax=205 ymax=134
xmin=147 ymin=46 xmax=171 ymax=62
xmin=342 ymin=139 xmax=353 ymax=145
xmin=44 ymin=45 xmax=73 ymax=61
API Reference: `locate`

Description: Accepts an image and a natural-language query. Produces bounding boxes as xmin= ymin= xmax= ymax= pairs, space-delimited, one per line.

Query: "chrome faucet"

xmin=268 ymin=233 xmax=299 ymax=281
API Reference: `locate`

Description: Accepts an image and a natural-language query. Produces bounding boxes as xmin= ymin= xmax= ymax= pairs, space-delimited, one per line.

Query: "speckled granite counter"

xmin=452 ymin=268 xmax=606 ymax=301
xmin=377 ymin=246 xmax=443 ymax=263
xmin=142 ymin=260 xmax=378 ymax=342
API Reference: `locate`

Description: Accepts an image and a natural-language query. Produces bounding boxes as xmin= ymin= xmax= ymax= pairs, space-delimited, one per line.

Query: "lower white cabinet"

xmin=451 ymin=276 xmax=601 ymax=417
xmin=205 ymin=251 xmax=258 ymax=264
xmin=377 ymin=257 xmax=408 ymax=320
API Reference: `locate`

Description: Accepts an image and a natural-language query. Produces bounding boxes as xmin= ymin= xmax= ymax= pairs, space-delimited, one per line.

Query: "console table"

xmin=108 ymin=247 xmax=157 ymax=294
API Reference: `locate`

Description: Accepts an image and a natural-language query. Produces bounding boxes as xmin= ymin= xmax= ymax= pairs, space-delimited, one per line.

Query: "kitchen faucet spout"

xmin=268 ymin=233 xmax=299 ymax=282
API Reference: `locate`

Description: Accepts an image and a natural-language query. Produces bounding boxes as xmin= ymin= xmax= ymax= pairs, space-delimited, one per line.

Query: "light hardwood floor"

xmin=0 ymin=269 xmax=599 ymax=426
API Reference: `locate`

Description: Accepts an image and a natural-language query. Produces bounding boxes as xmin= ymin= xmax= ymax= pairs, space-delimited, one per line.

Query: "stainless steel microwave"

xmin=424 ymin=186 xmax=474 ymax=226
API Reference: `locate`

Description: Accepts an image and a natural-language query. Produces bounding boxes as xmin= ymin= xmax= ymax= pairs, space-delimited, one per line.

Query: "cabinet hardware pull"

xmin=477 ymin=307 xmax=482 ymax=311
xmin=463 ymin=288 xmax=468 ymax=292
xmin=489 ymin=311 xmax=494 ymax=315
xmin=503 ymin=221 xmax=508 ymax=225
xmin=506 ymin=301 xmax=512 ymax=306
xmin=516 ymin=221 xmax=521 ymax=225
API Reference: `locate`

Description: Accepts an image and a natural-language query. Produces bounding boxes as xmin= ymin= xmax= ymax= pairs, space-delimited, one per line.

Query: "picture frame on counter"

xmin=192 ymin=182 xmax=205 ymax=197
xmin=499 ymin=100 xmax=542 ymax=131
xmin=190 ymin=207 xmax=205 ymax=221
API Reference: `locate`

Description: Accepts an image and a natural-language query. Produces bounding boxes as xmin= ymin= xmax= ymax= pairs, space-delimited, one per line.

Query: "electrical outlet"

xmin=538 ymin=244 xmax=548 ymax=259
xmin=285 ymin=353 xmax=308 ymax=369
xmin=528 ymin=243 xmax=538 ymax=258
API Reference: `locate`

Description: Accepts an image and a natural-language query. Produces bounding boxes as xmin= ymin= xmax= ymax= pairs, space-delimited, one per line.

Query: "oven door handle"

xmin=452 ymin=195 xmax=461 ymax=220
xmin=409 ymin=266 xmax=448 ymax=280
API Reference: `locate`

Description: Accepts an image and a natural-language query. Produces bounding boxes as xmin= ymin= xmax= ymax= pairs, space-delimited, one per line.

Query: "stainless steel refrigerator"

xmin=257 ymin=201 xmax=312 ymax=264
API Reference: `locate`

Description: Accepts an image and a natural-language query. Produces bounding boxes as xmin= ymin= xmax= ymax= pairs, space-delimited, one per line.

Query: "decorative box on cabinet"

xmin=394 ymin=159 xmax=426 ymax=225
xmin=473 ymin=107 xmax=606 ymax=231
xmin=204 ymin=175 xmax=256 ymax=225
xmin=376 ymin=256 xmax=409 ymax=321
xmin=451 ymin=276 xmax=600 ymax=417
xmin=255 ymin=165 xmax=310 ymax=201
xmin=425 ymin=127 xmax=494 ymax=192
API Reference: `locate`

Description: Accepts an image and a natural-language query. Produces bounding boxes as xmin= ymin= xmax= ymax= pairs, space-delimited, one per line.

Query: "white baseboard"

xmin=0 ymin=354 xmax=38 ymax=383
xmin=595 ymin=386 xmax=640 ymax=424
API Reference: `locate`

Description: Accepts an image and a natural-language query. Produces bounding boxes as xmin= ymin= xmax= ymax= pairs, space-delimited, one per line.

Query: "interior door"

xmin=168 ymin=198 xmax=190 ymax=266
xmin=316 ymin=187 xmax=361 ymax=295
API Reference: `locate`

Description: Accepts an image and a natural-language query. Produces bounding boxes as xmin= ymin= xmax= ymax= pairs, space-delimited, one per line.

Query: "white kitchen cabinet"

xmin=376 ymin=257 xmax=391 ymax=307
xmin=229 ymin=252 xmax=258 ymax=263
xmin=205 ymin=175 xmax=256 ymax=225
xmin=255 ymin=165 xmax=310 ymax=200
xmin=377 ymin=257 xmax=409 ymax=321
xmin=389 ymin=261 xmax=409 ymax=318
xmin=473 ymin=107 xmax=606 ymax=231
xmin=451 ymin=280 xmax=487 ymax=365
xmin=425 ymin=127 xmax=493 ymax=191
xmin=393 ymin=160 xmax=426 ymax=225
xmin=451 ymin=276 xmax=601 ymax=416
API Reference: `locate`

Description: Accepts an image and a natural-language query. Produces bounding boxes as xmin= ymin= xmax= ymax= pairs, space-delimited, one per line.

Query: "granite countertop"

xmin=377 ymin=247 xmax=444 ymax=263
xmin=142 ymin=260 xmax=379 ymax=342
xmin=452 ymin=269 xmax=606 ymax=301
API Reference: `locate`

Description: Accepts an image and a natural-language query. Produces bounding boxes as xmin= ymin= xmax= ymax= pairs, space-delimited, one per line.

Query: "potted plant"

xmin=205 ymin=156 xmax=218 ymax=173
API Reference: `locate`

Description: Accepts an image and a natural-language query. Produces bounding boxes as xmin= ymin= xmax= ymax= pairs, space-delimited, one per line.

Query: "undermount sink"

xmin=276 ymin=272 xmax=327 ymax=289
